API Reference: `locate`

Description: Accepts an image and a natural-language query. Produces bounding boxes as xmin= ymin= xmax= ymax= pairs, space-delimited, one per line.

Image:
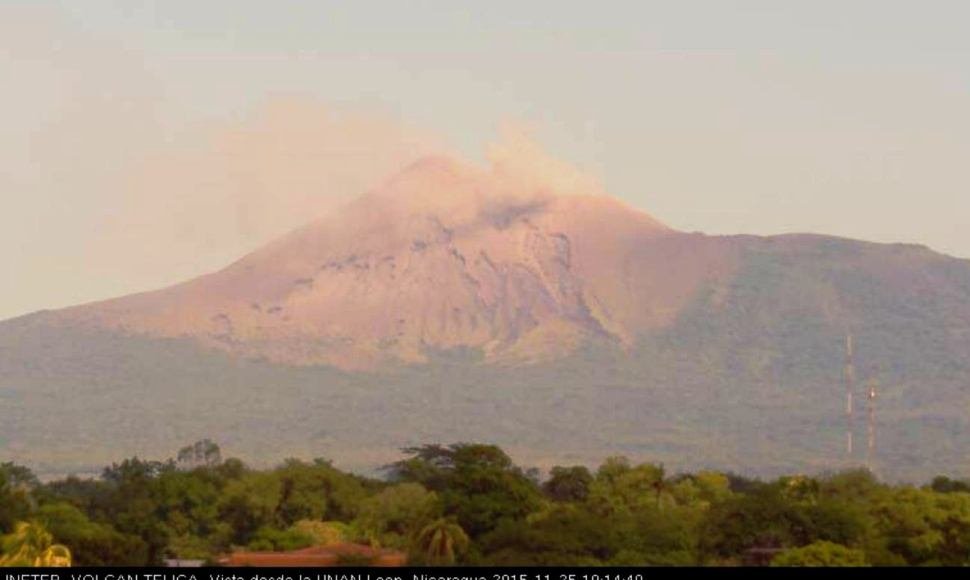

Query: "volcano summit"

xmin=40 ymin=156 xmax=729 ymax=369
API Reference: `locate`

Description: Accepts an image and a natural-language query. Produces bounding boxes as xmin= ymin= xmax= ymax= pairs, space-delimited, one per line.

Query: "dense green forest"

xmin=2 ymin=442 xmax=969 ymax=567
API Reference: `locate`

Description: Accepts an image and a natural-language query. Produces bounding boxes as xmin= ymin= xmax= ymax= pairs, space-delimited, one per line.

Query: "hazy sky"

xmin=3 ymin=1 xmax=970 ymax=320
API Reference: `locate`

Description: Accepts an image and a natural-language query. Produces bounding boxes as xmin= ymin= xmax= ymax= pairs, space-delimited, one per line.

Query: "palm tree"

xmin=0 ymin=521 xmax=72 ymax=567
xmin=412 ymin=518 xmax=469 ymax=565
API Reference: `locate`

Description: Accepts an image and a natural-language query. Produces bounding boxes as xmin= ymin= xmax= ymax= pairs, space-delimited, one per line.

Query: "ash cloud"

xmin=121 ymin=106 xmax=605 ymax=261
xmin=1 ymin=1 xmax=609 ymax=319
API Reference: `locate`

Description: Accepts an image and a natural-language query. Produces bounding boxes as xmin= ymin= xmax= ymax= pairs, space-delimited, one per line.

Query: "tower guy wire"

xmin=844 ymin=332 xmax=855 ymax=457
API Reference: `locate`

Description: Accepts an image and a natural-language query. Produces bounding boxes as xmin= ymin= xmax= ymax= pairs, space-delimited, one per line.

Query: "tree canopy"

xmin=2 ymin=443 xmax=970 ymax=566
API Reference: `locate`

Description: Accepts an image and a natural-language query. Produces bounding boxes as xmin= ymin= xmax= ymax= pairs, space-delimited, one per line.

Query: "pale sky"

xmin=3 ymin=1 xmax=970 ymax=320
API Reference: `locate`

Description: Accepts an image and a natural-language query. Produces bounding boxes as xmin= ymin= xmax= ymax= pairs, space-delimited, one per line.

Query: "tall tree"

xmin=543 ymin=466 xmax=593 ymax=502
xmin=0 ymin=464 xmax=35 ymax=534
xmin=391 ymin=444 xmax=541 ymax=537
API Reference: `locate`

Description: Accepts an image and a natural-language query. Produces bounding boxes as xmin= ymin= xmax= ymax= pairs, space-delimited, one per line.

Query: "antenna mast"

xmin=844 ymin=332 xmax=855 ymax=457
xmin=866 ymin=375 xmax=878 ymax=472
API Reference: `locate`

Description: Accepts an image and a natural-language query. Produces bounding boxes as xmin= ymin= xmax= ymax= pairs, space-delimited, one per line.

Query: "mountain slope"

xmin=41 ymin=156 xmax=734 ymax=369
xmin=2 ymin=157 xmax=970 ymax=480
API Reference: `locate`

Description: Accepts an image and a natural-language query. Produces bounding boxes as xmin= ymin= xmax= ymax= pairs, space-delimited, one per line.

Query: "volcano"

xmin=39 ymin=155 xmax=731 ymax=369
xmin=3 ymin=156 xmax=970 ymax=480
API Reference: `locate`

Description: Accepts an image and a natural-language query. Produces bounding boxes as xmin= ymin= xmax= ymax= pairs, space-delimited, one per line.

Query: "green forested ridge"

xmin=2 ymin=443 xmax=970 ymax=567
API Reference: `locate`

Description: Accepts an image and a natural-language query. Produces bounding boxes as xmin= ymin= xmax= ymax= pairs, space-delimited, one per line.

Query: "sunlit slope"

xmin=42 ymin=156 xmax=735 ymax=369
